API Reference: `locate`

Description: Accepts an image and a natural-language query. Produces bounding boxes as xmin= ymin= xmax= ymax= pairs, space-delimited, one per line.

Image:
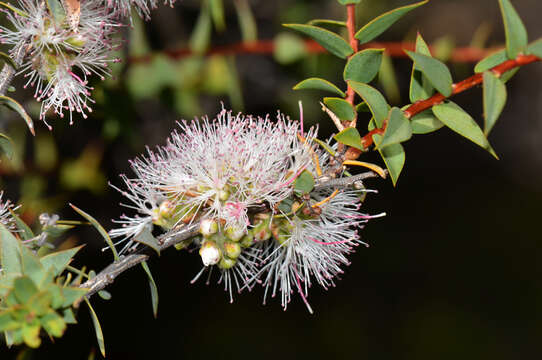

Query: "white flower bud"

xmin=199 ymin=219 xmax=218 ymax=237
xmin=199 ymin=242 xmax=221 ymax=266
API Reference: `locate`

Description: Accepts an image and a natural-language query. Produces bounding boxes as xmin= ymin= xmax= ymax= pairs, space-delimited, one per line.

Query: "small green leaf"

xmin=336 ymin=0 xmax=361 ymax=4
xmin=209 ymin=0 xmax=225 ymax=32
xmin=19 ymin=244 xmax=44 ymax=286
xmin=189 ymin=1 xmax=212 ymax=54
xmin=333 ymin=127 xmax=363 ymax=151
xmin=22 ymin=323 xmax=41 ymax=348
xmin=294 ymin=170 xmax=315 ymax=195
xmin=410 ymin=33 xmax=434 ymax=102
xmin=378 ymin=53 xmax=401 ymax=104
xmin=498 ymin=0 xmax=528 ymax=59
xmin=134 ymin=227 xmax=161 ymax=256
xmin=141 ymin=261 xmax=159 ymax=318
xmin=98 ymin=290 xmax=112 ymax=300
xmin=483 ymin=71 xmax=507 ymax=135
xmin=0 ymin=133 xmax=14 ymax=160
xmin=323 ymin=97 xmax=356 ymax=121
xmin=347 ymin=81 xmax=390 ymax=127
xmin=234 ymin=0 xmax=257 ymax=42
xmin=40 ymin=311 xmax=66 ymax=338
xmin=13 ymin=276 xmax=38 ymax=303
xmin=8 ymin=210 xmax=33 ymax=240
xmin=343 ymin=49 xmax=384 ymax=84
xmin=0 ymin=311 xmax=19 ymax=332
xmin=0 ymin=223 xmax=22 ymax=274
xmin=373 ymin=136 xmax=405 ymax=186
xmin=355 ymin=0 xmax=428 ymax=45
xmin=62 ymin=308 xmax=77 ymax=324
xmin=27 ymin=291 xmax=51 ymax=316
xmin=284 ymin=24 xmax=353 ymax=59
xmin=405 ymin=51 xmax=453 ymax=97
xmin=377 ymin=107 xmax=412 ymax=148
xmin=84 ymin=298 xmax=105 ymax=358
xmin=0 ymin=96 xmax=35 ymax=135
xmin=40 ymin=246 xmax=84 ymax=277
xmin=410 ymin=110 xmax=444 ymax=134
xmin=61 ymin=286 xmax=88 ymax=308
xmin=500 ymin=67 xmax=519 ymax=83
xmin=474 ymin=49 xmax=507 ymax=73
xmin=314 ymin=138 xmax=336 ymax=156
xmin=46 ymin=0 xmax=66 ymax=27
xmin=70 ymin=204 xmax=119 ymax=261
xmin=293 ymin=77 xmax=345 ymax=97
xmin=432 ymin=101 xmax=498 ymax=158
xmin=274 ymin=32 xmax=307 ymax=64
xmin=307 ymin=19 xmax=346 ymax=27
xmin=0 ymin=52 xmax=17 ymax=70
xmin=527 ymin=38 xmax=542 ymax=57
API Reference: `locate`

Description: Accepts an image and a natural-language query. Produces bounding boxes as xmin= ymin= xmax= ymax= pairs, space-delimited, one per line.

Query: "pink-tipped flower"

xmin=0 ymin=192 xmax=19 ymax=232
xmin=107 ymin=0 xmax=176 ymax=21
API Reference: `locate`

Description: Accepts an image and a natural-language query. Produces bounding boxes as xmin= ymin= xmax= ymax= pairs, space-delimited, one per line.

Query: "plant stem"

xmin=345 ymin=4 xmax=359 ymax=111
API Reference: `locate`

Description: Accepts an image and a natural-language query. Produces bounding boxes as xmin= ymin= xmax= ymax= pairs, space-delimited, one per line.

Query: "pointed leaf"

xmin=377 ymin=107 xmax=412 ymax=148
xmin=0 ymin=133 xmax=14 ymax=160
xmin=0 ymin=96 xmax=34 ymax=135
xmin=307 ymin=19 xmax=346 ymax=27
xmin=284 ymin=24 xmax=353 ymax=59
xmin=0 ymin=224 xmax=22 ymax=274
xmin=500 ymin=67 xmax=519 ymax=83
xmin=373 ymin=136 xmax=405 ymax=186
xmin=40 ymin=311 xmax=66 ymax=338
xmin=8 ymin=210 xmax=33 ymax=240
xmin=209 ymin=0 xmax=225 ymax=31
xmin=62 ymin=308 xmax=77 ymax=324
xmin=19 ymin=244 xmax=44 ymax=285
xmin=410 ymin=110 xmax=444 ymax=134
xmin=61 ymin=286 xmax=88 ymax=308
xmin=474 ymin=49 xmax=507 ymax=73
xmin=0 ymin=52 xmax=16 ymax=70
xmin=294 ymin=170 xmax=315 ymax=196
xmin=333 ymin=127 xmax=363 ymax=150
xmin=134 ymin=228 xmax=161 ymax=256
xmin=483 ymin=71 xmax=507 ymax=136
xmin=323 ymin=97 xmax=356 ymax=121
xmin=13 ymin=276 xmax=38 ymax=303
xmin=405 ymin=51 xmax=453 ymax=97
xmin=0 ymin=311 xmax=19 ymax=332
xmin=433 ymin=101 xmax=498 ymax=158
xmin=343 ymin=48 xmax=384 ymax=83
xmin=410 ymin=33 xmax=434 ymax=102
xmin=40 ymin=245 xmax=84 ymax=277
xmin=355 ymin=0 xmax=428 ymax=45
xmin=348 ymin=81 xmax=390 ymax=127
xmin=234 ymin=0 xmax=257 ymax=42
xmin=84 ymin=298 xmax=105 ymax=358
xmin=527 ymin=38 xmax=542 ymax=57
xmin=141 ymin=261 xmax=159 ymax=318
xmin=70 ymin=204 xmax=119 ymax=261
xmin=498 ymin=0 xmax=528 ymax=59
xmin=293 ymin=78 xmax=345 ymax=97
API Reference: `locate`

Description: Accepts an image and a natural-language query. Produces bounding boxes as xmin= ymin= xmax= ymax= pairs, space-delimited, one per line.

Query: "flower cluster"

xmin=0 ymin=191 xmax=19 ymax=232
xmin=0 ymin=0 xmax=121 ymax=124
xmin=110 ymin=109 xmax=383 ymax=312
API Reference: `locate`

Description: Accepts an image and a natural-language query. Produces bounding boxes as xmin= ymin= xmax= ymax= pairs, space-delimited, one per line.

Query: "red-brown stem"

xmin=345 ymin=4 xmax=359 ymax=108
xmin=360 ymin=54 xmax=541 ymax=148
xmin=128 ymin=39 xmax=501 ymax=64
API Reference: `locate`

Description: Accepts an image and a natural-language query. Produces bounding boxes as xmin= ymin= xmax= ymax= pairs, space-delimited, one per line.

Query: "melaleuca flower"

xmin=0 ymin=192 xmax=19 ymax=232
xmin=0 ymin=0 xmax=120 ymax=124
xmin=107 ymin=0 xmax=176 ymax=21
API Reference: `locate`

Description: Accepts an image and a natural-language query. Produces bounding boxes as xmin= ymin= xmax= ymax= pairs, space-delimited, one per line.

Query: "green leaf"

xmin=355 ymin=0 xmax=428 ymax=45
xmin=8 ymin=210 xmax=33 ymax=240
xmin=234 ymin=0 xmax=257 ymax=42
xmin=0 ymin=224 xmax=22 ymax=274
xmin=323 ymin=97 xmax=356 ymax=121
xmin=0 ymin=96 xmax=34 ymax=135
xmin=405 ymin=51 xmax=453 ymax=97
xmin=527 ymin=38 xmax=542 ymax=57
xmin=61 ymin=286 xmax=88 ymax=308
xmin=498 ymin=0 xmax=528 ymax=59
xmin=0 ymin=52 xmax=17 ymax=70
xmin=294 ymin=170 xmax=315 ymax=195
xmin=355 ymin=102 xmax=370 ymax=112
xmin=307 ymin=19 xmax=346 ymax=27
xmin=13 ymin=276 xmax=38 ymax=303
xmin=347 ymin=81 xmax=390 ymax=127
xmin=333 ymin=127 xmax=363 ymax=151
xmin=0 ymin=133 xmax=14 ymax=160
xmin=70 ymin=204 xmax=119 ymax=261
xmin=500 ymin=67 xmax=519 ymax=83
xmin=98 ymin=290 xmax=112 ymax=300
xmin=474 ymin=49 xmax=507 ymax=73
xmin=40 ymin=311 xmax=66 ymax=338
xmin=410 ymin=110 xmax=444 ymax=134
xmin=336 ymin=0 xmax=361 ymax=4
xmin=189 ymin=1 xmax=212 ymax=54
xmin=432 ymin=101 xmax=498 ymax=159
xmin=45 ymin=0 xmax=66 ymax=27
xmin=373 ymin=136 xmax=405 ymax=186
xmin=483 ymin=71 xmax=507 ymax=136
xmin=209 ymin=0 xmax=225 ymax=31
xmin=293 ymin=78 xmax=345 ymax=97
xmin=62 ymin=308 xmax=77 ymax=324
xmin=273 ymin=33 xmax=307 ymax=64
xmin=377 ymin=107 xmax=412 ymax=148
xmin=27 ymin=291 xmax=51 ymax=316
xmin=141 ymin=261 xmax=159 ymax=318
xmin=378 ymin=53 xmax=400 ymax=104
xmin=410 ymin=33 xmax=434 ymax=102
xmin=343 ymin=49 xmax=384 ymax=84
xmin=45 ymin=283 xmax=65 ymax=309
xmin=84 ymin=298 xmax=105 ymax=358
xmin=40 ymin=246 xmax=84 ymax=277
xmin=134 ymin=227 xmax=161 ymax=256
xmin=19 ymin=244 xmax=44 ymax=286
xmin=283 ymin=24 xmax=353 ymax=59
xmin=22 ymin=323 xmax=41 ymax=348
xmin=0 ymin=2 xmax=29 ymax=17
xmin=0 ymin=310 xmax=19 ymax=332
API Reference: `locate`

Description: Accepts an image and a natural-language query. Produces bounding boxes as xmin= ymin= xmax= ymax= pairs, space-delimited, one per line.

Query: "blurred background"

xmin=2 ymin=0 xmax=542 ymax=358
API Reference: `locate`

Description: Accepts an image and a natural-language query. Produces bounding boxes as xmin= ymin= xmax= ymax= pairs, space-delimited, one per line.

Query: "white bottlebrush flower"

xmin=0 ymin=192 xmax=19 ymax=232
xmin=259 ymin=188 xmax=385 ymax=313
xmin=107 ymin=0 xmax=176 ymax=21
xmin=0 ymin=0 xmax=120 ymax=124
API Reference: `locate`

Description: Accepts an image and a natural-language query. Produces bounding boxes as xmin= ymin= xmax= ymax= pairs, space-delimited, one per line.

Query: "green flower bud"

xmin=240 ymin=232 xmax=254 ymax=248
xmin=218 ymin=256 xmax=236 ymax=269
xmin=225 ymin=225 xmax=244 ymax=242
xmin=224 ymin=241 xmax=241 ymax=259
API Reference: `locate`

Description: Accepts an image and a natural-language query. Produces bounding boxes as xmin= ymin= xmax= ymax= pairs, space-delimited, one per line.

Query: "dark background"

xmin=3 ymin=0 xmax=542 ymax=358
